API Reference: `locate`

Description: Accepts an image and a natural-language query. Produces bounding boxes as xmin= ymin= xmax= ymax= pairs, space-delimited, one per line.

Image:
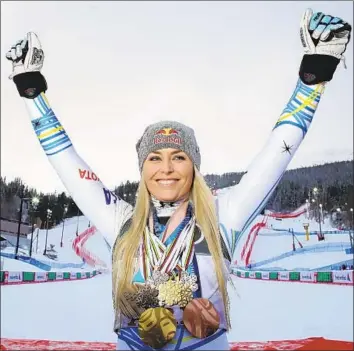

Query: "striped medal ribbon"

xmin=139 ymin=215 xmax=196 ymax=280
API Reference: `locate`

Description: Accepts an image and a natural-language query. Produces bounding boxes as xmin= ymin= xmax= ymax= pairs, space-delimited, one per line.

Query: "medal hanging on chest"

xmin=138 ymin=307 xmax=177 ymax=349
xmin=133 ymin=203 xmax=220 ymax=347
xmin=140 ymin=211 xmax=199 ymax=308
xmin=136 ymin=207 xmax=199 ymax=348
xmin=182 ymin=298 xmax=220 ymax=338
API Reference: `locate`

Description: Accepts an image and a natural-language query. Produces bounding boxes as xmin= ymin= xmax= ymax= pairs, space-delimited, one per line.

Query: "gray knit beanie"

xmin=136 ymin=120 xmax=201 ymax=173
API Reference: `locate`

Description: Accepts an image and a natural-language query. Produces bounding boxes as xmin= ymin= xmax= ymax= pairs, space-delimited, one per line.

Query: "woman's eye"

xmin=174 ymin=155 xmax=186 ymax=161
xmin=148 ymin=154 xmax=185 ymax=161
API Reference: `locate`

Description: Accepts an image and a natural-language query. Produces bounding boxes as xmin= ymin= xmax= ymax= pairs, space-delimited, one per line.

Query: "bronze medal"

xmin=182 ymin=298 xmax=220 ymax=338
xmin=135 ymin=284 xmax=159 ymax=310
xmin=122 ymin=284 xmax=159 ymax=320
xmin=138 ymin=307 xmax=177 ymax=349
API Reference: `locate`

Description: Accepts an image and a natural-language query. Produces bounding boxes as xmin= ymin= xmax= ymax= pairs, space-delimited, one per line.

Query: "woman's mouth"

xmin=156 ymin=179 xmax=179 ymax=186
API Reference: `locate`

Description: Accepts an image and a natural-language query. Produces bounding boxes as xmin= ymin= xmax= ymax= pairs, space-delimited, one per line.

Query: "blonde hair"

xmin=112 ymin=166 xmax=231 ymax=329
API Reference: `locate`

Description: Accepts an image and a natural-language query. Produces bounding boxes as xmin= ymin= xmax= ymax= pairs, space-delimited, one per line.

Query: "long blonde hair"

xmin=112 ymin=166 xmax=231 ymax=329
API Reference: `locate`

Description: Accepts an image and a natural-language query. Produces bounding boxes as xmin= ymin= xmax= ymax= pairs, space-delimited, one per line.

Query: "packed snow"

xmin=1 ymin=270 xmax=352 ymax=343
xmin=1 ymin=208 xmax=353 ymax=344
xmin=234 ymin=211 xmax=352 ymax=270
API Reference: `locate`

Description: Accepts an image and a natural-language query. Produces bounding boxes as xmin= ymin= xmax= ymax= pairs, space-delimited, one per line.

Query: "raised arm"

xmin=6 ymin=33 xmax=132 ymax=247
xmin=218 ymin=78 xmax=324 ymax=232
xmin=217 ymin=9 xmax=351 ymax=256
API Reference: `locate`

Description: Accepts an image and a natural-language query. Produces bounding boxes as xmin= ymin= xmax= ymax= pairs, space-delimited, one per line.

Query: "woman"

xmin=6 ymin=9 xmax=351 ymax=351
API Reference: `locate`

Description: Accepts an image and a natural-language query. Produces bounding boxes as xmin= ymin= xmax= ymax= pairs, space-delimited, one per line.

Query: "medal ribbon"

xmin=140 ymin=210 xmax=196 ymax=280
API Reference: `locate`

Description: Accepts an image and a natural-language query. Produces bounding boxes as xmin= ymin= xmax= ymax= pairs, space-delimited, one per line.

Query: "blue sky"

xmin=1 ymin=1 xmax=353 ymax=193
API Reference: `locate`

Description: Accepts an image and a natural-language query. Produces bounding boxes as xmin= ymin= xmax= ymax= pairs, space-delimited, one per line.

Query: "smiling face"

xmin=142 ymin=148 xmax=194 ymax=202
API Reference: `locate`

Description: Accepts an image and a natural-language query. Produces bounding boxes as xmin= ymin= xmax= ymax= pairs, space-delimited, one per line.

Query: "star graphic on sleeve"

xmin=32 ymin=119 xmax=41 ymax=129
xmin=281 ymin=140 xmax=293 ymax=155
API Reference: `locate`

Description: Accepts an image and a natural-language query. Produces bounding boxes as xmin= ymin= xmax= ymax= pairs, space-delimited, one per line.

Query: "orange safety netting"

xmin=1 ymin=337 xmax=353 ymax=350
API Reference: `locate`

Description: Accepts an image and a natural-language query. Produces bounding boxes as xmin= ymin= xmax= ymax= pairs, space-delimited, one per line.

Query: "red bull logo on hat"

xmin=153 ymin=128 xmax=182 ymax=146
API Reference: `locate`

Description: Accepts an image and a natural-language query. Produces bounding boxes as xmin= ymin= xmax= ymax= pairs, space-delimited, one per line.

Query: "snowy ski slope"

xmin=1 ymin=208 xmax=353 ymax=346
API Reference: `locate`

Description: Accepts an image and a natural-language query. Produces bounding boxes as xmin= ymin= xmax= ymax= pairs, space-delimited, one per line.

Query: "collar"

xmin=152 ymin=201 xmax=193 ymax=239
xmin=150 ymin=195 xmax=188 ymax=218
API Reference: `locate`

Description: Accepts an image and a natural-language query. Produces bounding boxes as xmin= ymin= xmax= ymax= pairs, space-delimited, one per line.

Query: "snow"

xmin=1 ymin=273 xmax=352 ymax=343
xmin=1 ymin=207 xmax=353 ymax=344
xmin=259 ymin=251 xmax=353 ymax=271
xmin=29 ymin=216 xmax=91 ymax=265
xmin=1 ymin=274 xmax=116 ymax=342
xmin=234 ymin=211 xmax=352 ymax=270
xmin=1 ymin=216 xmax=102 ymax=272
xmin=1 ymin=257 xmax=46 ymax=272
xmin=264 ymin=214 xmax=339 ymax=233
xmin=249 ymin=233 xmax=352 ymax=270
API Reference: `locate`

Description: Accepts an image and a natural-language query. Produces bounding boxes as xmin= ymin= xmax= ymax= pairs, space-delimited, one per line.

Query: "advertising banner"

xmin=332 ymin=270 xmax=353 ymax=284
xmin=261 ymin=272 xmax=270 ymax=280
xmin=8 ymin=272 xmax=22 ymax=283
xmin=278 ymin=272 xmax=289 ymax=281
xmin=35 ymin=272 xmax=47 ymax=282
xmin=300 ymin=271 xmax=315 ymax=282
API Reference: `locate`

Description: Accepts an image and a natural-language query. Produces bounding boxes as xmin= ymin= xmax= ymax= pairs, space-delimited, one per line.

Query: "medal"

xmin=183 ymin=298 xmax=220 ymax=338
xmin=140 ymin=212 xmax=197 ymax=282
xmin=146 ymin=270 xmax=169 ymax=287
xmin=177 ymin=271 xmax=198 ymax=307
xmin=177 ymin=282 xmax=193 ymax=308
xmin=138 ymin=307 xmax=177 ymax=349
xmin=180 ymin=271 xmax=198 ymax=292
xmin=134 ymin=284 xmax=160 ymax=310
xmin=119 ymin=288 xmax=144 ymax=320
xmin=158 ymin=279 xmax=178 ymax=306
xmin=153 ymin=271 xmax=198 ymax=308
xmin=122 ymin=284 xmax=159 ymax=321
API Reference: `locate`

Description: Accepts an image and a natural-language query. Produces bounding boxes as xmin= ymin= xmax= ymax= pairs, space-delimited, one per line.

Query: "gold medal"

xmin=178 ymin=284 xmax=193 ymax=308
xmin=138 ymin=307 xmax=177 ymax=349
xmin=183 ymin=298 xmax=220 ymax=338
xmin=158 ymin=279 xmax=177 ymax=306
xmin=157 ymin=274 xmax=195 ymax=308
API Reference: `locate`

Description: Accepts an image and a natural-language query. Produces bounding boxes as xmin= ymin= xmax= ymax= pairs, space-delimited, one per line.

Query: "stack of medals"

xmin=136 ymin=270 xmax=199 ymax=349
xmin=148 ymin=270 xmax=198 ymax=308
xmin=126 ymin=214 xmax=220 ymax=348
